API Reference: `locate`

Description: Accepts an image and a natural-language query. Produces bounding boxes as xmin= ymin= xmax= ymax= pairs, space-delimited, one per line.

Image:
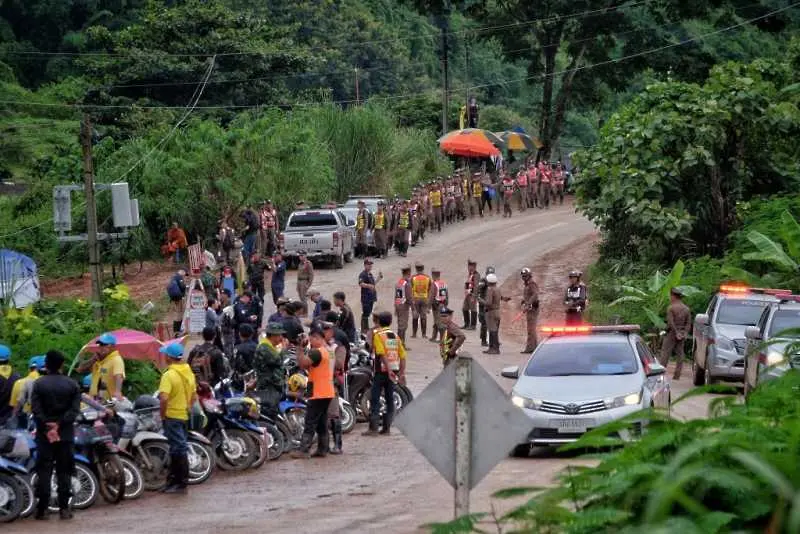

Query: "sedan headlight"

xmin=715 ymin=336 xmax=736 ymax=352
xmin=766 ymin=351 xmax=786 ymax=365
xmin=604 ymin=391 xmax=642 ymax=409
xmin=511 ymin=393 xmax=542 ymax=410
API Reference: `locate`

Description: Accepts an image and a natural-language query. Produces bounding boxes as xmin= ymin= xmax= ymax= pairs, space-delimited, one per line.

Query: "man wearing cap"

xmin=373 ymin=202 xmax=388 ymax=258
xmin=661 ymin=287 xmax=692 ymax=380
xmin=394 ymin=265 xmax=413 ymax=344
xmin=364 ymin=311 xmax=406 ymax=436
xmin=480 ymin=274 xmax=502 ymax=354
xmin=269 ymin=251 xmax=287 ymax=305
xmin=10 ymin=355 xmax=44 ymax=428
xmin=470 ymin=173 xmax=483 ymax=218
xmin=296 ymin=251 xmax=314 ymax=304
xmin=233 ymin=291 xmax=261 ymax=337
xmin=564 ymin=271 xmax=588 ymax=325
xmin=0 ymin=344 xmax=19 ymax=427
xmin=359 ymin=258 xmax=383 ymax=333
xmin=268 ymin=296 xmax=290 ymax=325
xmin=258 ymin=200 xmax=279 ymax=256
xmin=520 ymin=268 xmax=541 ymax=354
xmin=32 ymin=350 xmax=81 ymax=519
xmin=158 ymin=342 xmax=196 ymax=494
xmin=333 ymin=291 xmax=357 ymax=342
xmin=354 ymin=200 xmax=371 ymax=259
xmin=241 ymin=205 xmax=259 ymax=262
xmin=317 ymin=319 xmax=346 ymax=454
xmin=76 ymin=333 xmax=125 ymax=401
xmin=253 ymin=323 xmax=286 ymax=418
xmin=306 ymin=287 xmax=323 ymax=320
xmin=293 ymin=326 xmax=336 ymax=458
xmin=410 ymin=262 xmax=432 ymax=339
xmin=429 ymin=182 xmax=443 ymax=232
xmin=462 ymin=260 xmax=479 ymax=330
xmin=439 ymin=308 xmax=466 ymax=367
xmin=429 ymin=268 xmax=449 ymax=342
xmin=395 ymin=202 xmax=411 ymax=257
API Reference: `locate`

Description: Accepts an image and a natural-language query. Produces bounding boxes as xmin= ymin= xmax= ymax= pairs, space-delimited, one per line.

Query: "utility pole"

xmin=354 ymin=67 xmax=360 ymax=104
xmin=465 ymin=31 xmax=470 ymax=112
xmin=441 ymin=23 xmax=450 ymax=135
xmin=80 ymin=114 xmax=103 ymax=319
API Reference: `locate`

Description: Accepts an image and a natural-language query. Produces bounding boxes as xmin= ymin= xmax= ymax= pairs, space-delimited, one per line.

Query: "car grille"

xmin=733 ymin=358 xmax=745 ymax=368
xmin=733 ymin=339 xmax=747 ymax=355
xmin=531 ymin=428 xmax=590 ymax=440
xmin=538 ymin=400 xmax=607 ymax=415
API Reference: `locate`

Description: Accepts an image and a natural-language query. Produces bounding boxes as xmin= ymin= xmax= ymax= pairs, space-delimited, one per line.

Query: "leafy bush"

xmin=429 ymin=371 xmax=800 ymax=533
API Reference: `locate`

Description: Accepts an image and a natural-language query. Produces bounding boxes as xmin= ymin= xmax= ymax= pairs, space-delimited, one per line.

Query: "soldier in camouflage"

xmin=252 ymin=322 xmax=286 ymax=418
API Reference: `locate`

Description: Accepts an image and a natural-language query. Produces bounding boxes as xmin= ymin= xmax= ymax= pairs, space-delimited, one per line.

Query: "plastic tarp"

xmin=0 ymin=249 xmax=40 ymax=308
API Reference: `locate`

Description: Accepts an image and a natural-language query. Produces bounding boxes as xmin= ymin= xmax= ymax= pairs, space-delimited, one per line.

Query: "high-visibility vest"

xmin=307 ymin=346 xmax=335 ymax=399
xmin=462 ymin=179 xmax=469 ymax=196
xmin=517 ymin=173 xmax=528 ymax=187
xmin=440 ymin=330 xmax=453 ymax=362
xmin=472 ymin=181 xmax=482 ymax=197
xmin=502 ymin=180 xmax=514 ymax=195
xmin=411 ymin=274 xmax=431 ymax=300
xmin=356 ymin=211 xmax=367 ymax=230
xmin=374 ymin=212 xmax=385 ymax=229
xmin=398 ymin=212 xmax=410 ymax=229
xmin=433 ymin=280 xmax=448 ymax=303
xmin=395 ymin=279 xmax=408 ymax=305
xmin=430 ymin=191 xmax=442 ymax=207
xmin=377 ymin=331 xmax=401 ymax=372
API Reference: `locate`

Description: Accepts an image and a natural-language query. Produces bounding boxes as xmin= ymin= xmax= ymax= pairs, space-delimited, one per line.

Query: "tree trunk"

xmin=549 ymin=44 xmax=587 ymax=161
xmin=536 ymin=23 xmax=562 ymax=162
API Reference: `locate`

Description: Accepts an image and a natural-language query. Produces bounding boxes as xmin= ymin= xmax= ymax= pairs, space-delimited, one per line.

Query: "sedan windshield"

xmin=716 ymin=299 xmax=769 ymax=326
xmin=769 ymin=310 xmax=800 ymax=337
xmin=524 ymin=341 xmax=638 ymax=377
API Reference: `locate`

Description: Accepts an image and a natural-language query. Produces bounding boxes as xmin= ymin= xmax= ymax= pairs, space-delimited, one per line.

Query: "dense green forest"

xmin=0 ymin=0 xmax=798 ymax=273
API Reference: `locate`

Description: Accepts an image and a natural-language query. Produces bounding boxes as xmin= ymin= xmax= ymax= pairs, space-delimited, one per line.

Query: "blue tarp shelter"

xmin=0 ymin=249 xmax=40 ymax=308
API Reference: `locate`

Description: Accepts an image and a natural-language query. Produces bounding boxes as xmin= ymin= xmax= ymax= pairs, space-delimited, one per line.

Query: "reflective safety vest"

xmin=395 ymin=278 xmax=409 ymax=305
xmin=307 ymin=346 xmax=335 ymax=400
xmin=374 ymin=211 xmax=385 ymax=229
xmin=517 ymin=173 xmax=528 ymax=187
xmin=540 ymin=169 xmax=551 ymax=184
xmin=356 ymin=211 xmax=367 ymax=231
xmin=462 ymin=179 xmax=469 ymax=196
xmin=440 ymin=330 xmax=453 ymax=362
xmin=429 ymin=190 xmax=442 ymax=208
xmin=472 ymin=181 xmax=482 ymax=197
xmin=398 ymin=212 xmax=410 ymax=229
xmin=433 ymin=279 xmax=448 ymax=303
xmin=411 ymin=274 xmax=431 ymax=300
xmin=261 ymin=210 xmax=275 ymax=229
xmin=502 ymin=180 xmax=514 ymax=195
xmin=377 ymin=331 xmax=401 ymax=372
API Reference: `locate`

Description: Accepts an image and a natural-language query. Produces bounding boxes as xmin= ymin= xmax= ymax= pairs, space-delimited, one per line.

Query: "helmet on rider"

xmin=568 ymin=270 xmax=582 ymax=279
xmin=485 ymin=265 xmax=496 ymax=275
xmin=520 ymin=268 xmax=532 ymax=278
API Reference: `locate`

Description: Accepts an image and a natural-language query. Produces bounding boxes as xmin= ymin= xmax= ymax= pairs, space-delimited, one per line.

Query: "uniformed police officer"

xmin=477 ymin=266 xmax=495 ymax=347
xmin=429 ymin=268 xmax=449 ymax=342
xmin=410 ymin=262 xmax=432 ymax=339
xmin=520 ymin=268 xmax=540 ymax=353
xmin=438 ymin=307 xmax=466 ymax=367
xmin=462 ymin=260 xmax=479 ymax=330
xmin=564 ymin=271 xmax=588 ymax=325
xmin=481 ymin=274 xmax=502 ymax=354
xmin=394 ymin=266 xmax=413 ymax=344
xmin=354 ymin=200 xmax=371 ymax=259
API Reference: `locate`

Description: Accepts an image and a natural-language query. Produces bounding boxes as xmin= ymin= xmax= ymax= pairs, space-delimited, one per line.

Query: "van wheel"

xmin=692 ymin=358 xmax=705 ymax=386
xmin=511 ymin=444 xmax=531 ymax=458
xmin=334 ymin=252 xmax=344 ymax=269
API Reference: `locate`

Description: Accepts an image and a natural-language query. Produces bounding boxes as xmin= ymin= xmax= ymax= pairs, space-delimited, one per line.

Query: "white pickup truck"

xmin=279 ymin=207 xmax=355 ymax=268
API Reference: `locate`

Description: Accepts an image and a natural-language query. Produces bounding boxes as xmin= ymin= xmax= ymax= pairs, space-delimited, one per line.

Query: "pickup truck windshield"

xmin=769 ymin=310 xmax=800 ymax=337
xmin=716 ymin=299 xmax=770 ymax=326
xmin=287 ymin=213 xmax=338 ymax=228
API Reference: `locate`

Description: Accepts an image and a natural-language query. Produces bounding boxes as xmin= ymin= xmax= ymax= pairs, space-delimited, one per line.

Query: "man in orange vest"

xmin=527 ymin=163 xmax=539 ymax=209
xmin=363 ymin=311 xmax=406 ymax=436
xmin=394 ymin=266 xmax=413 ymax=343
xmin=292 ymin=326 xmax=336 ymax=459
xmin=429 ymin=267 xmax=449 ymax=342
xmin=410 ymin=262 xmax=432 ymax=339
xmin=538 ymin=161 xmax=551 ymax=209
xmin=501 ymin=173 xmax=515 ymax=218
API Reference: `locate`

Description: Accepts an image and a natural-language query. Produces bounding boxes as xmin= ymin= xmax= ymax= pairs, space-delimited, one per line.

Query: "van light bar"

xmin=779 ymin=295 xmax=800 ymax=303
xmin=719 ymin=285 xmax=792 ymax=295
xmin=539 ymin=325 xmax=640 ymax=334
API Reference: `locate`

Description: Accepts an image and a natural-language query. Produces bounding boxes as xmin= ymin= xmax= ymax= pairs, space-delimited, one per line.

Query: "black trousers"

xmin=301 ymin=398 xmax=332 ymax=453
xmin=36 ymin=438 xmax=74 ymax=512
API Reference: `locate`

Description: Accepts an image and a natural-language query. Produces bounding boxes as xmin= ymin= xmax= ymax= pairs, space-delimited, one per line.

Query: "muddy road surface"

xmin=14 ymin=203 xmax=718 ymax=533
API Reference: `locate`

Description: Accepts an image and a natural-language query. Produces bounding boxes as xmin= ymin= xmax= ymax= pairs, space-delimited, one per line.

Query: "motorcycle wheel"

xmin=137 ymin=442 xmax=170 ymax=492
xmin=284 ymin=407 xmax=306 ymax=441
xmin=16 ymin=475 xmax=34 ymax=518
xmin=340 ymin=402 xmax=357 ymax=434
xmin=275 ymin=418 xmax=299 ymax=453
xmin=259 ymin=421 xmax=285 ymax=460
xmin=215 ymin=429 xmax=256 ymax=471
xmin=31 ymin=463 xmax=99 ymax=512
xmin=97 ymin=452 xmax=126 ymax=504
xmin=0 ymin=473 xmax=23 ymax=523
xmin=119 ymin=457 xmax=145 ymax=500
xmin=187 ymin=441 xmax=215 ymax=485
xmin=249 ymin=431 xmax=269 ymax=470
xmin=359 ymin=388 xmax=405 ymax=417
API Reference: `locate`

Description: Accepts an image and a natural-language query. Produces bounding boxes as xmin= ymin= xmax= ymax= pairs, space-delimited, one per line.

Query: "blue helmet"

xmin=0 ymin=344 xmax=10 ymax=363
xmin=29 ymin=355 xmax=45 ymax=370
xmin=97 ymin=333 xmax=117 ymax=346
xmin=159 ymin=343 xmax=184 ymax=359
xmin=82 ymin=375 xmax=92 ymax=389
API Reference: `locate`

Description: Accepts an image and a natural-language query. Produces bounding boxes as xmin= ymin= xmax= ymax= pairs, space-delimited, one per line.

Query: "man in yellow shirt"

xmin=10 ymin=355 xmax=44 ymax=428
xmin=363 ymin=311 xmax=406 ymax=436
xmin=77 ymin=333 xmax=126 ymax=400
xmin=158 ymin=342 xmax=196 ymax=494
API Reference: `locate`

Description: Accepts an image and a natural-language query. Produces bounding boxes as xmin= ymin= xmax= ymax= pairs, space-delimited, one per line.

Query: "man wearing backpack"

xmin=187 ymin=327 xmax=227 ymax=387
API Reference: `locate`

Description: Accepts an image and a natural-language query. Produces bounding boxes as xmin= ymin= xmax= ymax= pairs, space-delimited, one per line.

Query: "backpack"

xmin=166 ymin=277 xmax=183 ymax=299
xmin=188 ymin=345 xmax=213 ymax=384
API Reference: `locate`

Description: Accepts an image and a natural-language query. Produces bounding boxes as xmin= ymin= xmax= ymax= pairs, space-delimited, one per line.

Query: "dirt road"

xmin=14 ymin=203 xmax=716 ymax=533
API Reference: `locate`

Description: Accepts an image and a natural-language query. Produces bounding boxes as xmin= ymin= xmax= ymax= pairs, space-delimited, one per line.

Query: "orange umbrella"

xmin=439 ymin=130 xmax=501 ymax=158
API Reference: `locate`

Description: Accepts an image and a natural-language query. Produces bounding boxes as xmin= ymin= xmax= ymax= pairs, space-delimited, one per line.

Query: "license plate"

xmin=550 ymin=418 xmax=594 ymax=433
xmin=299 ymin=239 xmax=318 ymax=245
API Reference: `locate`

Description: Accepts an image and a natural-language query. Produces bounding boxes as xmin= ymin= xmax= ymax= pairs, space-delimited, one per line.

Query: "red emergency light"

xmin=539 ymin=324 xmax=640 ymax=335
xmin=719 ymin=285 xmax=792 ymax=296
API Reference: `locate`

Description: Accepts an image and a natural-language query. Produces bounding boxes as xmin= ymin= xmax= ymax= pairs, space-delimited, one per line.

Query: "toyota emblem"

xmin=564 ymin=403 xmax=580 ymax=415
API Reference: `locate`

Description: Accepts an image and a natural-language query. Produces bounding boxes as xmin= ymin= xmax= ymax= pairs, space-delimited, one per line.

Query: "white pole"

xmin=454 ymin=354 xmax=472 ymax=518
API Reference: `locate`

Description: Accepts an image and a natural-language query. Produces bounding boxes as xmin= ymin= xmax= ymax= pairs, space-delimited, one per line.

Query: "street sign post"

xmin=394 ymin=354 xmax=533 ymax=518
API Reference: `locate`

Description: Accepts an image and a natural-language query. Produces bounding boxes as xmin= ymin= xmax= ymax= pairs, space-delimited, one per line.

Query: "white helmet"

xmin=520 ymin=268 xmax=531 ymax=277
xmin=486 ymin=274 xmax=498 ymax=284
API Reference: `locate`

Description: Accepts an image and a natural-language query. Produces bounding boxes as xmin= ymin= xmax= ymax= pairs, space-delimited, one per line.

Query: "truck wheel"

xmin=692 ymin=357 xmax=705 ymax=386
xmin=344 ymin=251 xmax=353 ymax=263
xmin=334 ymin=252 xmax=344 ymax=269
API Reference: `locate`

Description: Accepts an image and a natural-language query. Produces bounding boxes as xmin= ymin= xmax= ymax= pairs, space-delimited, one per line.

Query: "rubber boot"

xmin=470 ymin=311 xmax=478 ymax=330
xmin=429 ymin=327 xmax=438 ymax=343
xmin=398 ymin=329 xmax=406 ymax=345
xmin=291 ymin=433 xmax=314 ymax=459
xmin=420 ymin=316 xmax=427 ymax=338
xmin=411 ymin=317 xmax=418 ymax=338
xmin=362 ymin=415 xmax=380 ymax=436
xmin=163 ymin=454 xmax=187 ymax=493
xmin=462 ymin=311 xmax=470 ymax=329
xmin=330 ymin=419 xmax=343 ymax=454
xmin=480 ymin=322 xmax=488 ymax=346
xmin=379 ymin=412 xmax=392 ymax=435
xmin=360 ymin=315 xmax=369 ymax=335
xmin=484 ymin=332 xmax=500 ymax=355
xmin=312 ymin=427 xmax=329 ymax=458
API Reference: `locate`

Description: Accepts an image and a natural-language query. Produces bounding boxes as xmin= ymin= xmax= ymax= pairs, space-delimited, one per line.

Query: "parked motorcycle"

xmin=197 ymin=385 xmax=265 ymax=471
xmin=0 ymin=456 xmax=26 ymax=523
xmin=109 ymin=397 xmax=171 ymax=492
xmin=347 ymin=347 xmax=413 ymax=421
